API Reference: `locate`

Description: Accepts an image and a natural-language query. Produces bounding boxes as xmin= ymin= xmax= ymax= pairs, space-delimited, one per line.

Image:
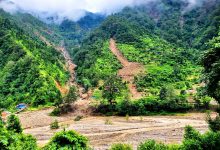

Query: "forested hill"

xmin=0 ymin=14 xmax=69 ymax=109
xmin=73 ymin=0 xmax=220 ymax=101
xmin=1 ymin=0 xmax=220 ymax=109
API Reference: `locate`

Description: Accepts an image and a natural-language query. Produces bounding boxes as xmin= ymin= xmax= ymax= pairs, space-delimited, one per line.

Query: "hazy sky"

xmin=0 ymin=0 xmax=203 ymax=23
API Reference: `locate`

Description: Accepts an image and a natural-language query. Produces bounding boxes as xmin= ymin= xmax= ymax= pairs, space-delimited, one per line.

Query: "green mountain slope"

xmin=0 ymin=16 xmax=69 ymax=109
xmin=73 ymin=0 xmax=220 ymax=99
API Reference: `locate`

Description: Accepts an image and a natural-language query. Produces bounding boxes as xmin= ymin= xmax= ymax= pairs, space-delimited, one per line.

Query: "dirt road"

xmin=19 ymin=110 xmax=211 ymax=150
xmin=109 ymin=39 xmax=144 ymax=99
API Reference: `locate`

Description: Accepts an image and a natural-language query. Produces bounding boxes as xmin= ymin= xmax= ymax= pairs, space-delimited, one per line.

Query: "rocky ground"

xmin=18 ymin=109 xmax=213 ymax=150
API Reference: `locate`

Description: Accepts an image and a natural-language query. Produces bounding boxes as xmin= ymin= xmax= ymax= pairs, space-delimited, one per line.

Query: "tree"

xmin=6 ymin=114 xmax=22 ymax=133
xmin=159 ymin=85 xmax=175 ymax=100
xmin=64 ymin=86 xmax=78 ymax=105
xmin=206 ymin=112 xmax=220 ymax=132
xmin=201 ymin=30 xmax=220 ymax=132
xmin=102 ymin=75 xmax=125 ymax=105
xmin=201 ymin=32 xmax=220 ymax=104
xmin=51 ymin=86 xmax=78 ymax=116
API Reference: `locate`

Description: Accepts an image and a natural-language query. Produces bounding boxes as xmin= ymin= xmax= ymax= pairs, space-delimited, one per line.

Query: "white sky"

xmin=0 ymin=0 xmax=203 ymax=22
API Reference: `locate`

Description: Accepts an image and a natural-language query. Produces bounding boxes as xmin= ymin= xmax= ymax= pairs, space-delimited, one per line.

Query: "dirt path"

xmin=20 ymin=111 xmax=214 ymax=150
xmin=109 ymin=39 xmax=144 ymax=99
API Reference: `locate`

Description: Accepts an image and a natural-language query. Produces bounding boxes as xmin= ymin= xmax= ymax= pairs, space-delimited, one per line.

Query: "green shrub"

xmin=138 ymin=140 xmax=167 ymax=150
xmin=184 ymin=126 xmax=201 ymax=141
xmin=74 ymin=116 xmax=84 ymax=121
xmin=181 ymin=125 xmax=220 ymax=150
xmin=206 ymin=113 xmax=220 ymax=132
xmin=6 ymin=114 xmax=22 ymax=133
xmin=110 ymin=143 xmax=133 ymax=150
xmin=50 ymin=107 xmax=62 ymax=116
xmin=0 ymin=124 xmax=37 ymax=150
xmin=50 ymin=104 xmax=73 ymax=116
xmin=181 ymin=139 xmax=202 ymax=150
xmin=7 ymin=134 xmax=38 ymax=150
xmin=43 ymin=130 xmax=88 ymax=150
xmin=50 ymin=120 xmax=59 ymax=129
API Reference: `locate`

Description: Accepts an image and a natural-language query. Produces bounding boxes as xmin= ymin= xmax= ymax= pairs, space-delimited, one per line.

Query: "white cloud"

xmin=0 ymin=0 xmax=205 ymax=23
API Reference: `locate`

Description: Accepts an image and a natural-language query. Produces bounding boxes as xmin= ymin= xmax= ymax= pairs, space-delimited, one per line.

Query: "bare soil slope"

xmin=109 ymin=39 xmax=144 ymax=99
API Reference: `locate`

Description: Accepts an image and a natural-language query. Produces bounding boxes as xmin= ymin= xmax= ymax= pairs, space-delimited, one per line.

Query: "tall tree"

xmin=201 ymin=30 xmax=220 ymax=104
xmin=102 ymin=75 xmax=125 ymax=105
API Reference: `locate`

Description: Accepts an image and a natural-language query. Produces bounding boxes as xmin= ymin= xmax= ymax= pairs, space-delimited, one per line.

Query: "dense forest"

xmin=1 ymin=0 xmax=220 ymax=112
xmin=68 ymin=0 xmax=220 ymax=115
xmin=0 ymin=14 xmax=69 ymax=109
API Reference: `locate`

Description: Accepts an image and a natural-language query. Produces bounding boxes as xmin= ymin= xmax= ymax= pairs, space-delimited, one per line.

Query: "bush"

xmin=50 ymin=107 xmax=62 ymax=116
xmin=0 ymin=123 xmax=37 ymax=150
xmin=105 ymin=118 xmax=113 ymax=125
xmin=6 ymin=114 xmax=22 ymax=133
xmin=138 ymin=140 xmax=167 ymax=150
xmin=110 ymin=143 xmax=133 ymax=150
xmin=181 ymin=125 xmax=220 ymax=150
xmin=50 ymin=104 xmax=73 ymax=116
xmin=74 ymin=116 xmax=83 ymax=121
xmin=8 ymin=134 xmax=38 ymax=150
xmin=50 ymin=120 xmax=59 ymax=129
xmin=182 ymin=139 xmax=202 ymax=150
xmin=206 ymin=113 xmax=220 ymax=132
xmin=184 ymin=126 xmax=201 ymax=141
xmin=43 ymin=130 xmax=88 ymax=150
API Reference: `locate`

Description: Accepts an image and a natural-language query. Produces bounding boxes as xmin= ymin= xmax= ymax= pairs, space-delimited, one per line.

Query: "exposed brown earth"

xmin=109 ymin=39 xmax=144 ymax=99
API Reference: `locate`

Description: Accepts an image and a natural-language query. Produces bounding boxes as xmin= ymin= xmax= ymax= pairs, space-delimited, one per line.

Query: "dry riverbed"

xmin=18 ymin=108 xmax=212 ymax=150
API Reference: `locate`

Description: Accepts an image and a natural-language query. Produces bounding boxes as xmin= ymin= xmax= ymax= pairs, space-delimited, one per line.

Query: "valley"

xmin=1 ymin=0 xmax=220 ymax=149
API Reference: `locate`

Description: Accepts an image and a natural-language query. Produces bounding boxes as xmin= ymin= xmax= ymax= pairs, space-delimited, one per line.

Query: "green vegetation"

xmin=74 ymin=41 xmax=121 ymax=89
xmin=0 ymin=115 xmax=89 ymax=150
xmin=117 ymin=37 xmax=200 ymax=95
xmin=201 ymin=27 xmax=220 ymax=132
xmin=43 ymin=130 xmax=88 ymax=150
xmin=51 ymin=86 xmax=78 ymax=116
xmin=201 ymin=29 xmax=220 ymax=104
xmin=74 ymin=115 xmax=83 ymax=121
xmin=71 ymin=0 xmax=220 ymax=115
xmin=6 ymin=114 xmax=22 ymax=133
xmin=138 ymin=140 xmax=167 ymax=150
xmin=114 ymin=126 xmax=220 ymax=150
xmin=97 ymin=96 xmax=191 ymax=116
xmin=0 ymin=115 xmax=38 ymax=150
xmin=0 ymin=16 xmax=69 ymax=110
xmin=50 ymin=120 xmax=59 ymax=130
xmin=110 ymin=143 xmax=133 ymax=150
xmin=1 ymin=0 xmax=220 ymax=149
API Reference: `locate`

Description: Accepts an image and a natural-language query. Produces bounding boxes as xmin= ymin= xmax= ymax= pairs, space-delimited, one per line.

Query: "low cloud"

xmin=0 ymin=0 xmax=205 ymax=23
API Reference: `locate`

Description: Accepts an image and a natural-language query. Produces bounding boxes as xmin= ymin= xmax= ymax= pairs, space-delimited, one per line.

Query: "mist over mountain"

xmin=0 ymin=0 xmax=206 ymax=23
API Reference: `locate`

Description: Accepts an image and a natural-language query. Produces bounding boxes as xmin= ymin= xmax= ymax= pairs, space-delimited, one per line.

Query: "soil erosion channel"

xmin=109 ymin=39 xmax=144 ymax=99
